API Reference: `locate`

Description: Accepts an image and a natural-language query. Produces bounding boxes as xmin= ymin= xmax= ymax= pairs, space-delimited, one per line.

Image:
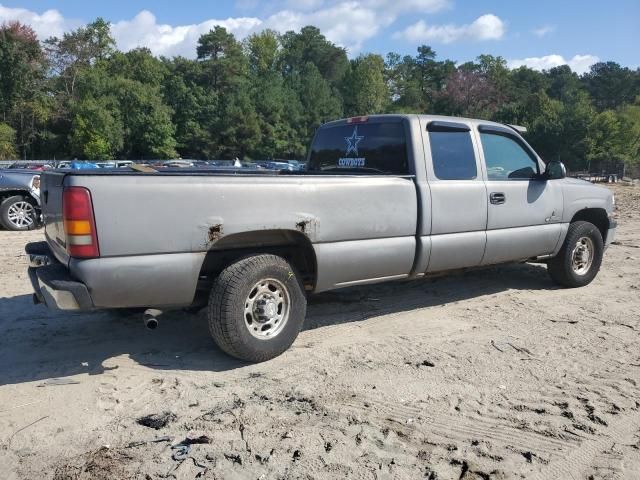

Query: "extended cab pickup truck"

xmin=26 ymin=115 xmax=616 ymax=362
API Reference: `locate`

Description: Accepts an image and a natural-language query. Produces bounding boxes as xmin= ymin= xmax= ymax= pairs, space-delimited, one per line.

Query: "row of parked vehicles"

xmin=0 ymin=159 xmax=305 ymax=171
xmin=0 ymin=159 xmax=304 ymax=230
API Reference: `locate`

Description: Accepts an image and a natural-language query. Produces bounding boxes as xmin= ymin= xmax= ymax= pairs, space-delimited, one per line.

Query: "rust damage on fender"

xmin=294 ymin=214 xmax=319 ymax=239
xmin=208 ymin=224 xmax=223 ymax=242
xmin=296 ymin=220 xmax=310 ymax=233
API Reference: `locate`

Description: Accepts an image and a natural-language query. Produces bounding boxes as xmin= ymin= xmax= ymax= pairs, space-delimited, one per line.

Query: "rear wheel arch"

xmin=197 ymin=229 xmax=318 ymax=293
xmin=0 ymin=189 xmax=39 ymax=204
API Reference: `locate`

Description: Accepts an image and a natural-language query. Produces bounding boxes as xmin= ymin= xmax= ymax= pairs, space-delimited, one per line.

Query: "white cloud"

xmin=508 ymin=54 xmax=599 ymax=74
xmin=0 ymin=0 xmax=453 ymax=56
xmin=532 ymin=25 xmax=555 ymax=37
xmin=361 ymin=0 xmax=451 ymax=14
xmin=263 ymin=2 xmax=382 ymax=52
xmin=0 ymin=4 xmax=80 ymax=38
xmin=1 ymin=1 xmax=494 ymax=57
xmin=393 ymin=13 xmax=505 ymax=44
xmin=285 ymin=0 xmax=325 ymax=10
xmin=110 ymin=10 xmax=261 ymax=57
xmin=261 ymin=0 xmax=451 ymax=51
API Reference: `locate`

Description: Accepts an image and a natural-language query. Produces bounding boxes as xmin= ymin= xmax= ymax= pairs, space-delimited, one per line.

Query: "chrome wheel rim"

xmin=244 ymin=278 xmax=290 ymax=339
xmin=7 ymin=201 xmax=36 ymax=229
xmin=570 ymin=236 xmax=594 ymax=275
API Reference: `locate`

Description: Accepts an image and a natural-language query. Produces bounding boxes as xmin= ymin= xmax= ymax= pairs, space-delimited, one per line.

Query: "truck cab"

xmin=308 ymin=115 xmax=614 ymax=276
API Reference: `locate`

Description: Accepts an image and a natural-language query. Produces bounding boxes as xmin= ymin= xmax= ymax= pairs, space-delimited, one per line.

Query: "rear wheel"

xmin=547 ymin=221 xmax=604 ymax=288
xmin=0 ymin=195 xmax=39 ymax=231
xmin=207 ymin=254 xmax=307 ymax=362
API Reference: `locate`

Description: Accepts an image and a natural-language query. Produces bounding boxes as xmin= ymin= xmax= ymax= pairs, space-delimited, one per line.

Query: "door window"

xmin=480 ymin=132 xmax=539 ymax=180
xmin=429 ymin=130 xmax=477 ymax=180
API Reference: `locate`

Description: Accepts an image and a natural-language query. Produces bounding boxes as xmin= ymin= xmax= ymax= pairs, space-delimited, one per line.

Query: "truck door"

xmin=423 ymin=120 xmax=488 ymax=272
xmin=476 ymin=124 xmax=563 ymax=264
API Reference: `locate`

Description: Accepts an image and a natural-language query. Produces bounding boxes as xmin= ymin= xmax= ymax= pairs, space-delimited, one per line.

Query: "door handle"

xmin=490 ymin=192 xmax=505 ymax=205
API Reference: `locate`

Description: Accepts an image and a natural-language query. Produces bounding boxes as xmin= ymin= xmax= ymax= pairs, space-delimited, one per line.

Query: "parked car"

xmin=253 ymin=160 xmax=296 ymax=171
xmin=26 ymin=114 xmax=616 ymax=362
xmin=0 ymin=170 xmax=41 ymax=230
xmin=8 ymin=162 xmax=53 ymax=171
xmin=164 ymin=160 xmax=195 ymax=168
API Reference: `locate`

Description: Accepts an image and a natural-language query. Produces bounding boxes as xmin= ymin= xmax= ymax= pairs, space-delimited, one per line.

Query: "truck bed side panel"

xmin=64 ymin=175 xmax=418 ymax=257
xmin=51 ymin=173 xmax=418 ymax=306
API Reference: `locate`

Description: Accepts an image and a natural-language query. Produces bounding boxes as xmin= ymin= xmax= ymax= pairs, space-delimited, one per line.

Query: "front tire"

xmin=207 ymin=254 xmax=307 ymax=362
xmin=0 ymin=195 xmax=39 ymax=231
xmin=547 ymin=221 xmax=604 ymax=288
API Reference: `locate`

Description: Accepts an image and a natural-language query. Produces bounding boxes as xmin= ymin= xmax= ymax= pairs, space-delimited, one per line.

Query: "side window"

xmin=480 ymin=132 xmax=538 ymax=180
xmin=429 ymin=130 xmax=477 ymax=180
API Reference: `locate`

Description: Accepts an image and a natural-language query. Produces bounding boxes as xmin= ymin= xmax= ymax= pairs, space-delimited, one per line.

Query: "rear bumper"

xmin=26 ymin=241 xmax=93 ymax=311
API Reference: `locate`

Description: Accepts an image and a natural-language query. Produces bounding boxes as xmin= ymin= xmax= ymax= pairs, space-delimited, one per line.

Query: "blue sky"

xmin=1 ymin=0 xmax=638 ymax=73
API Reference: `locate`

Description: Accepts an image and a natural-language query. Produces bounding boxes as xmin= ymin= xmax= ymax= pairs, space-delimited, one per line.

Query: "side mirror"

xmin=545 ymin=160 xmax=566 ymax=180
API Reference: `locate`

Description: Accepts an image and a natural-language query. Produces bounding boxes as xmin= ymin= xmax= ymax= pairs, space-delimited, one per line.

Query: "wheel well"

xmin=571 ymin=208 xmax=609 ymax=242
xmin=197 ymin=229 xmax=317 ymax=295
xmin=0 ymin=190 xmax=38 ymax=205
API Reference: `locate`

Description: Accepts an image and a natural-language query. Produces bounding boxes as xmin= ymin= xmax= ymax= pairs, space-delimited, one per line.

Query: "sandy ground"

xmin=0 ymin=185 xmax=639 ymax=480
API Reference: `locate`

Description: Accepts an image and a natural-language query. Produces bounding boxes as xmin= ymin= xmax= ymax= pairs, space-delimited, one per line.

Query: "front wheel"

xmin=207 ymin=254 xmax=307 ymax=362
xmin=547 ymin=221 xmax=604 ymax=288
xmin=0 ymin=195 xmax=39 ymax=231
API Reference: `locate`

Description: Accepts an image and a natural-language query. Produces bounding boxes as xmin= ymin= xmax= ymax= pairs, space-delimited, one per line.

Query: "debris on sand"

xmin=126 ymin=435 xmax=173 ymax=448
xmin=53 ymin=446 xmax=133 ymax=480
xmin=136 ymin=412 xmax=177 ymax=430
xmin=170 ymin=435 xmax=213 ymax=461
xmin=171 ymin=443 xmax=191 ymax=461
xmin=37 ymin=378 xmax=81 ymax=387
xmin=179 ymin=434 xmax=212 ymax=445
xmin=224 ymin=452 xmax=243 ymax=465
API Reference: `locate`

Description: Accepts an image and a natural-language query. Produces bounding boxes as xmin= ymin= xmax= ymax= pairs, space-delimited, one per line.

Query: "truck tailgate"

xmin=40 ymin=171 xmax=70 ymax=265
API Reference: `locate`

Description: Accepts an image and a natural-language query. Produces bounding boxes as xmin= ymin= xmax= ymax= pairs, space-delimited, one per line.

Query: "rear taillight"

xmin=63 ymin=187 xmax=100 ymax=258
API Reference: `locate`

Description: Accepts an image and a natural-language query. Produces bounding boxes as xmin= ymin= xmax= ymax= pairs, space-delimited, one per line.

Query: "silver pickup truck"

xmin=26 ymin=114 xmax=616 ymax=362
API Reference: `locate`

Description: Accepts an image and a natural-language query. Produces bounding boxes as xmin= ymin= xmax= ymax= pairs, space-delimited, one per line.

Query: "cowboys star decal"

xmin=344 ymin=126 xmax=364 ymax=156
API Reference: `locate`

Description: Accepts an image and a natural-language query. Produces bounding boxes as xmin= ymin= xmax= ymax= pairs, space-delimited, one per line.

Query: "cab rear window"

xmin=307 ymin=121 xmax=409 ymax=174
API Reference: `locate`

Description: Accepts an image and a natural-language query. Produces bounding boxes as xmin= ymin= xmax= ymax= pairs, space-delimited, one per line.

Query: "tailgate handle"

xmin=490 ymin=192 xmax=505 ymax=205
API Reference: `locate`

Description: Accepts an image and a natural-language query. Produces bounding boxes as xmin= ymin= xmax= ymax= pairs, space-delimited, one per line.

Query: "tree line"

xmin=0 ymin=18 xmax=639 ymax=171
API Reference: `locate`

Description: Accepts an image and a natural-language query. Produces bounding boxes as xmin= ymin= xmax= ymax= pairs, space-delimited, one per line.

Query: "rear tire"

xmin=0 ymin=195 xmax=39 ymax=231
xmin=207 ymin=254 xmax=307 ymax=362
xmin=547 ymin=221 xmax=604 ymax=288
